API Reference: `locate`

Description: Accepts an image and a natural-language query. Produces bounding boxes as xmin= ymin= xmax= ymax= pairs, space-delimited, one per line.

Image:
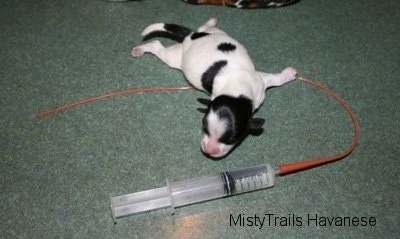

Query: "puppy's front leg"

xmin=131 ymin=40 xmax=183 ymax=70
xmin=258 ymin=67 xmax=297 ymax=89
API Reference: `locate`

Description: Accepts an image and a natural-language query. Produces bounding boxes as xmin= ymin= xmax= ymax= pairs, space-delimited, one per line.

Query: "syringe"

xmin=110 ymin=164 xmax=275 ymax=220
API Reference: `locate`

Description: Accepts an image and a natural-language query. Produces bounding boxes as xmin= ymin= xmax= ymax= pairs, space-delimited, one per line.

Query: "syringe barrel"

xmin=169 ymin=175 xmax=225 ymax=207
xmin=168 ymin=164 xmax=275 ymax=207
xmin=220 ymin=164 xmax=275 ymax=196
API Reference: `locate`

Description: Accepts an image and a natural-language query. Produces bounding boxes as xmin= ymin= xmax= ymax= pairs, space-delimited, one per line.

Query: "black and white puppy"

xmin=132 ymin=18 xmax=297 ymax=158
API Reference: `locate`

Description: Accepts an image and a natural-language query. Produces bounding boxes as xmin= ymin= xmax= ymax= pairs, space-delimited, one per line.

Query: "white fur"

xmin=141 ymin=23 xmax=164 ymax=36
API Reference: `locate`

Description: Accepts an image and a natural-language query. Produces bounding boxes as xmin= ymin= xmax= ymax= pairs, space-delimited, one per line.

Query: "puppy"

xmin=132 ymin=18 xmax=297 ymax=158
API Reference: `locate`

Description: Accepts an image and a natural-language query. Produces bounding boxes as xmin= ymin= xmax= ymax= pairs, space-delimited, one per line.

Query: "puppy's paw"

xmin=207 ymin=17 xmax=218 ymax=27
xmin=131 ymin=47 xmax=144 ymax=57
xmin=282 ymin=67 xmax=298 ymax=81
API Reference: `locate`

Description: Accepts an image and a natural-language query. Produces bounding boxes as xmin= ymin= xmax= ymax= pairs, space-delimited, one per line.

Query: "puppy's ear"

xmin=197 ymin=98 xmax=211 ymax=106
xmin=197 ymin=108 xmax=208 ymax=113
xmin=197 ymin=98 xmax=211 ymax=113
xmin=249 ymin=118 xmax=265 ymax=129
xmin=248 ymin=118 xmax=265 ymax=136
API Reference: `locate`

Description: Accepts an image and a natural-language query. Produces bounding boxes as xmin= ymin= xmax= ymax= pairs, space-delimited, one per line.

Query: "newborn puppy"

xmin=132 ymin=18 xmax=297 ymax=158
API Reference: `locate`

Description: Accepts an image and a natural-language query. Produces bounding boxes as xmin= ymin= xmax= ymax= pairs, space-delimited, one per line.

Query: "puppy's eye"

xmin=219 ymin=133 xmax=236 ymax=145
xmin=202 ymin=117 xmax=209 ymax=135
xmin=203 ymin=127 xmax=210 ymax=135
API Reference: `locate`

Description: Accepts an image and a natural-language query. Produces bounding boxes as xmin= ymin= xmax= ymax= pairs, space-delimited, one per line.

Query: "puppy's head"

xmin=199 ymin=95 xmax=265 ymax=158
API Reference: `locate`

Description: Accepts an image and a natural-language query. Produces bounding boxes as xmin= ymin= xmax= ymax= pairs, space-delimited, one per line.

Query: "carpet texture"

xmin=1 ymin=0 xmax=399 ymax=238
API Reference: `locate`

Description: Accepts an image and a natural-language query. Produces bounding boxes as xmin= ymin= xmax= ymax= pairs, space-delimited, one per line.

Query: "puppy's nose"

xmin=202 ymin=140 xmax=221 ymax=156
xmin=204 ymin=145 xmax=221 ymax=156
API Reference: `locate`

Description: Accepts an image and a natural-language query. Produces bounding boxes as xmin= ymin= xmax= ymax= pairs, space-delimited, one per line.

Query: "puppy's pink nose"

xmin=205 ymin=145 xmax=220 ymax=156
xmin=202 ymin=140 xmax=221 ymax=156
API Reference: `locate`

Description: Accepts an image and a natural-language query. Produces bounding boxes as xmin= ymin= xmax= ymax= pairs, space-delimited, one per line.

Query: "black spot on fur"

xmin=217 ymin=42 xmax=237 ymax=52
xmin=201 ymin=60 xmax=227 ymax=94
xmin=191 ymin=32 xmax=209 ymax=40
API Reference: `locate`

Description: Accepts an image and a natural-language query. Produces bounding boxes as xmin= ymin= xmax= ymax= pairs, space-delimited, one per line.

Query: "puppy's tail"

xmin=141 ymin=23 xmax=193 ymax=42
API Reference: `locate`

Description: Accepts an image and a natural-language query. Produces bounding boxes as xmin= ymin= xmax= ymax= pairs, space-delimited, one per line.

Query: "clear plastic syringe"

xmin=110 ymin=164 xmax=275 ymax=220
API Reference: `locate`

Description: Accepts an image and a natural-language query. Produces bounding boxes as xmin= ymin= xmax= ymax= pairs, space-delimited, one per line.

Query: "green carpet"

xmin=1 ymin=0 xmax=399 ymax=238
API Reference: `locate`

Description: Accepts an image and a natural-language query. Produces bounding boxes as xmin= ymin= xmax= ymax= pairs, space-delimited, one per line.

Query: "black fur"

xmin=163 ymin=24 xmax=193 ymax=42
xmin=206 ymin=95 xmax=254 ymax=145
xmin=201 ymin=60 xmax=228 ymax=94
xmin=197 ymin=98 xmax=211 ymax=113
xmin=191 ymin=32 xmax=210 ymax=40
xmin=202 ymin=114 xmax=210 ymax=135
xmin=197 ymin=98 xmax=211 ymax=106
xmin=236 ymin=0 xmax=300 ymax=8
xmin=217 ymin=42 xmax=236 ymax=52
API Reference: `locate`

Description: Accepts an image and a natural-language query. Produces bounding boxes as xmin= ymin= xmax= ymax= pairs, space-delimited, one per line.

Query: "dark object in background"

xmin=182 ymin=0 xmax=300 ymax=8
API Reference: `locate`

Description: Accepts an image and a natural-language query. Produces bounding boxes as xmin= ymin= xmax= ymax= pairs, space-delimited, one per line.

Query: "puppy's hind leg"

xmin=197 ymin=17 xmax=218 ymax=32
xmin=258 ymin=67 xmax=297 ymax=89
xmin=131 ymin=40 xmax=183 ymax=70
